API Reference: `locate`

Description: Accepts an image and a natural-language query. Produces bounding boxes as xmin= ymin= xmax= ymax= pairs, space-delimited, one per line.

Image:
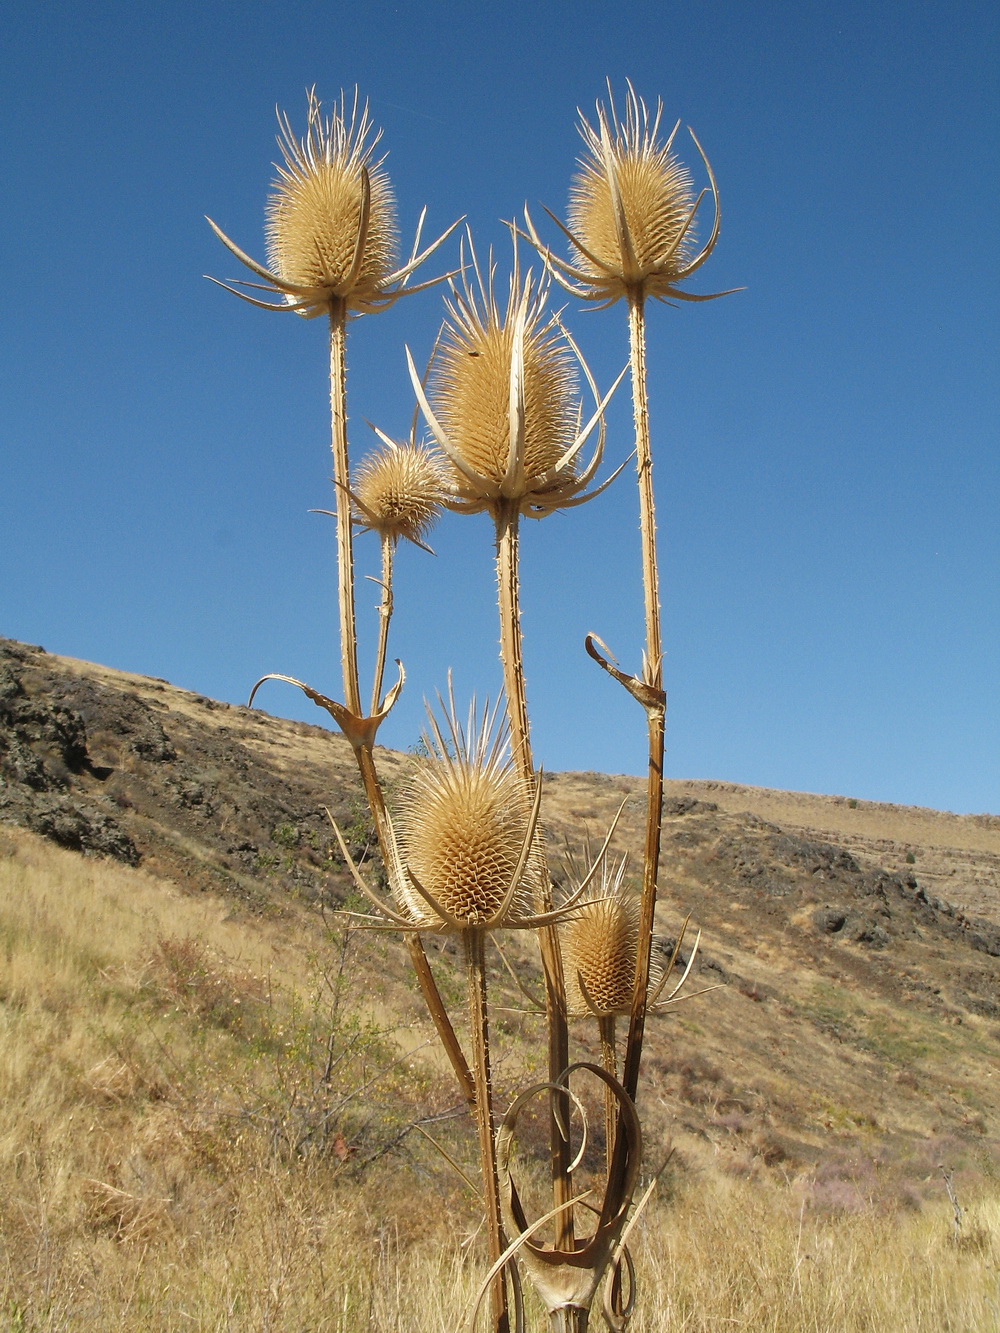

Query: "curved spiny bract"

xmin=492 ymin=1064 xmax=644 ymax=1332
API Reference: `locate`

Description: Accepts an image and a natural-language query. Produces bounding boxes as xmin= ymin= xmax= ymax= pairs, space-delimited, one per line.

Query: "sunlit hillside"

xmin=2 ymin=636 xmax=999 ymax=1329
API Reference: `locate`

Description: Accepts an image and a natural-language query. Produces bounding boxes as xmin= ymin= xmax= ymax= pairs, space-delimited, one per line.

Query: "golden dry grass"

xmin=2 ymin=826 xmax=998 ymax=1331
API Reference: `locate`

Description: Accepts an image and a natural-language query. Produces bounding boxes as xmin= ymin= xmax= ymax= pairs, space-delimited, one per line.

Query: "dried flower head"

xmin=351 ymin=435 xmax=447 ymax=549
xmin=562 ymin=857 xmax=643 ymax=1017
xmin=207 ymin=88 xmax=458 ymax=319
xmin=407 ymin=235 xmax=625 ymax=517
xmin=559 ymin=851 xmax=711 ymax=1019
xmin=265 ymin=90 xmax=398 ymax=310
xmin=396 ymin=698 xmax=546 ymax=927
xmin=327 ymin=690 xmax=602 ymax=935
xmin=525 ymin=82 xmax=734 ymax=307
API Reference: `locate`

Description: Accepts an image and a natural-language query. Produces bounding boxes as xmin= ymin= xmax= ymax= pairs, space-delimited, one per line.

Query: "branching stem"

xmin=325 ymin=304 xmax=475 ymax=1111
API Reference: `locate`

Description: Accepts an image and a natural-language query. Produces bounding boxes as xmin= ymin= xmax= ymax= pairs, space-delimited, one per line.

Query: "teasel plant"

xmin=348 ymin=428 xmax=448 ymax=715
xmin=408 ymin=233 xmax=629 ymax=1276
xmin=207 ymin=89 xmax=476 ymax=1113
xmin=524 ymin=82 xmax=737 ymax=1137
xmin=209 ymin=82 xmax=731 ymax=1332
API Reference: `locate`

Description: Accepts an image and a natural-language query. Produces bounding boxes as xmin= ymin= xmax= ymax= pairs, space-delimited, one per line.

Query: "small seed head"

xmin=353 ymin=442 xmax=447 ymax=545
xmin=563 ymin=887 xmax=641 ymax=1017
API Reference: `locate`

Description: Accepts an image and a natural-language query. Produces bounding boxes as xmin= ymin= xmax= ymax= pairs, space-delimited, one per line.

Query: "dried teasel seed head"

xmin=563 ymin=886 xmax=641 ymax=1018
xmin=352 ymin=441 xmax=447 ymax=546
xmin=432 ymin=310 xmax=578 ymax=493
xmin=265 ymin=89 xmax=399 ymax=312
xmin=560 ymin=854 xmax=666 ymax=1018
xmin=409 ymin=233 xmax=624 ymax=518
xmin=523 ymin=81 xmax=733 ymax=310
xmin=396 ymin=703 xmax=545 ymax=927
xmin=570 ymin=131 xmax=698 ymax=295
xmin=568 ymin=98 xmax=696 ymax=300
xmin=208 ymin=88 xmax=460 ymax=321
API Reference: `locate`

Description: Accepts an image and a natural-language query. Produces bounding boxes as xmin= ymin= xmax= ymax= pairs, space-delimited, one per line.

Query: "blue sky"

xmin=1 ymin=1 xmax=997 ymax=814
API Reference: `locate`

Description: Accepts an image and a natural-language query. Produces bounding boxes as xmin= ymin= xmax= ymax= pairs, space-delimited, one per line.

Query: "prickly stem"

xmin=598 ymin=1013 xmax=618 ymax=1175
xmin=328 ymin=299 xmax=362 ymax=717
xmin=494 ymin=500 xmax=575 ymax=1253
xmin=465 ymin=928 xmax=511 ymax=1333
xmin=619 ymin=291 xmax=667 ymax=1104
xmin=370 ymin=536 xmax=394 ymax=716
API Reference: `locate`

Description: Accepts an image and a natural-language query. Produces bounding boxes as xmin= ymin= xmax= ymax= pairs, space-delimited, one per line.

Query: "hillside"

xmin=3 ymin=634 xmax=1000 ymax=1328
xmin=3 ymin=633 xmax=998 ymax=1179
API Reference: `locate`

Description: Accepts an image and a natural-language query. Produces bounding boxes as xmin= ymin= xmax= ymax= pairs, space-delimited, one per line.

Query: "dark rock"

xmin=772 ymin=834 xmax=860 ymax=876
xmin=20 ymin=796 xmax=139 ymax=864
xmin=814 ymin=906 xmax=849 ymax=934
xmin=663 ymin=796 xmax=719 ymax=816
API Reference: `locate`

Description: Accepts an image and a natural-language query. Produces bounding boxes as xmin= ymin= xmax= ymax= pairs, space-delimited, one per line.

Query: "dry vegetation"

xmin=2 ymin=823 xmax=998 ymax=1330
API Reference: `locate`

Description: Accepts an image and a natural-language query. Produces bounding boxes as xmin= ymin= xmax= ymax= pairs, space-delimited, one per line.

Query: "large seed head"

xmin=398 ymin=754 xmax=542 ymax=927
xmin=568 ymin=141 xmax=696 ymax=288
xmin=431 ymin=316 xmax=578 ymax=489
xmin=265 ymin=95 xmax=399 ymax=308
xmin=353 ymin=442 xmax=446 ymax=545
xmin=563 ymin=889 xmax=641 ymax=1017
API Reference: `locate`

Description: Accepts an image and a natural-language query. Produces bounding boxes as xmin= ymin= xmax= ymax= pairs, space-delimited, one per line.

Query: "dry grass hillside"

xmin=2 ymin=635 xmax=999 ymax=1330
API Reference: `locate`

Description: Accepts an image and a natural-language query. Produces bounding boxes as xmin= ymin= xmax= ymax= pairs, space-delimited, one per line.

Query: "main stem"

xmin=465 ymin=928 xmax=510 ymax=1333
xmin=495 ymin=501 xmax=574 ymax=1253
xmin=328 ymin=300 xmax=362 ymax=718
xmin=621 ymin=290 xmax=666 ymax=1103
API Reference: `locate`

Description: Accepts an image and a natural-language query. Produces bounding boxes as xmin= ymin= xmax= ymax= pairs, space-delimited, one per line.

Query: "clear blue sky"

xmin=1 ymin=1 xmax=997 ymax=814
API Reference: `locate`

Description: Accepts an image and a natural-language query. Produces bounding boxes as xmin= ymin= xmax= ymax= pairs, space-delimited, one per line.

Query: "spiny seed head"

xmin=563 ymin=886 xmax=641 ymax=1017
xmin=396 ymin=707 xmax=544 ymax=928
xmin=568 ymin=105 xmax=696 ymax=300
xmin=430 ymin=275 xmax=580 ymax=501
xmin=265 ymin=90 xmax=399 ymax=311
xmin=353 ymin=442 xmax=447 ymax=546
